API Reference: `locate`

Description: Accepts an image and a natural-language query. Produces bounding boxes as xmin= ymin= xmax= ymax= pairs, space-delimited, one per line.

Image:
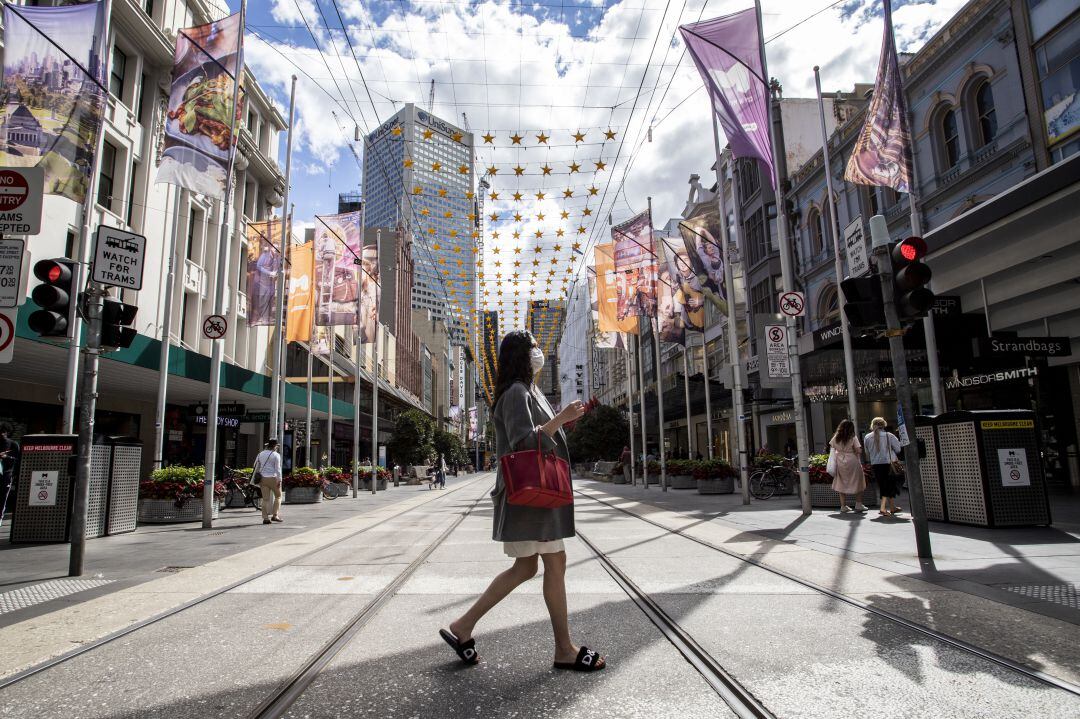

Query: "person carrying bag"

xmin=864 ymin=417 xmax=903 ymax=517
xmin=254 ymin=439 xmax=284 ymax=525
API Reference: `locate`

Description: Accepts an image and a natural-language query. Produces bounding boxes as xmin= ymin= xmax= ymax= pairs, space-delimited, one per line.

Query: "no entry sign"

xmin=0 ymin=166 xmax=44 ymax=235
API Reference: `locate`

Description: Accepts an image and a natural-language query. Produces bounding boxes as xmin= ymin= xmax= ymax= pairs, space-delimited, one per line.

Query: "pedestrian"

xmin=865 ymin=417 xmax=903 ymax=517
xmin=435 ymin=453 xmax=447 ymax=489
xmin=828 ymin=419 xmax=866 ymax=513
xmin=441 ymin=330 xmax=605 ymax=672
xmin=619 ymin=445 xmax=632 ymax=484
xmin=0 ymin=425 xmax=19 ymax=521
xmin=254 ymin=438 xmax=284 ymax=525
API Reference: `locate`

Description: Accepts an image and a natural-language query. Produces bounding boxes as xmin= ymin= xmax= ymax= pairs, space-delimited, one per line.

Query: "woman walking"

xmin=829 ymin=419 xmax=866 ymax=513
xmin=865 ymin=417 xmax=903 ymax=517
xmin=440 ymin=330 xmax=605 ymax=672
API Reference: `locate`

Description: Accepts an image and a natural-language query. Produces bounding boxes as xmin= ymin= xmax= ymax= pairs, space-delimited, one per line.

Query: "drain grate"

xmin=156 ymin=566 xmax=194 ymax=573
xmin=1001 ymin=582 xmax=1080 ymax=611
xmin=0 ymin=578 xmax=114 ymax=615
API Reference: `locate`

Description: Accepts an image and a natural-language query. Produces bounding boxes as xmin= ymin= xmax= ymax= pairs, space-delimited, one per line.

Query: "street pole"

xmin=648 ymin=195 xmax=668 ymax=492
xmin=711 ymin=129 xmax=751 ymax=503
xmin=908 ymin=178 xmax=945 ymax=414
xmin=271 ymin=76 xmax=297 ymax=447
xmin=701 ymin=334 xmax=715 ymax=459
xmin=202 ymin=0 xmax=247 ymax=529
xmin=755 ymin=0 xmax=811 ymax=513
xmin=814 ymin=66 xmax=859 ymax=429
xmin=371 ymin=228 xmax=381 ymax=495
xmin=154 ymin=186 xmax=183 ymax=467
xmin=636 ymin=329 xmax=648 ymax=488
xmin=328 ymin=342 xmax=334 ymax=470
xmin=305 ymin=337 xmax=313 ymax=466
xmin=869 ymin=215 xmax=933 ymax=559
xmin=276 ymin=207 xmax=292 ymax=445
xmin=69 ymin=285 xmax=105 ymax=576
xmin=682 ymin=348 xmax=693 ymax=457
xmin=625 ymin=345 xmax=637 ymax=484
xmin=351 ymin=191 xmax=367 ymax=498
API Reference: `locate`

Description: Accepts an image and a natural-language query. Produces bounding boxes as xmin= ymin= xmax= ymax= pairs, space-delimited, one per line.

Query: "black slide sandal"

xmin=554 ymin=646 xmax=606 ymax=672
xmin=439 ymin=628 xmax=479 ymax=665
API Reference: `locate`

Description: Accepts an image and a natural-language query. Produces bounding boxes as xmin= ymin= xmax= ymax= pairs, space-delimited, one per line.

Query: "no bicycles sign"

xmin=778 ymin=291 xmax=805 ymax=317
xmin=203 ymin=314 xmax=228 ymax=340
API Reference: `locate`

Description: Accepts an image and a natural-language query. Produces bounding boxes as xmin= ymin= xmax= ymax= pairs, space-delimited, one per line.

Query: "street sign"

xmin=0 ymin=238 xmax=26 ymax=308
xmin=0 ymin=166 xmax=44 ymax=235
xmin=0 ymin=308 xmax=16 ymax=364
xmin=764 ymin=324 xmax=790 ymax=379
xmin=28 ymin=470 xmax=58 ymax=506
xmin=778 ymin=291 xmax=805 ymax=317
xmin=92 ymin=227 xmax=146 ymax=290
xmin=203 ymin=314 xmax=227 ymax=340
xmin=843 ymin=217 xmax=869 ymax=277
xmin=896 ymin=406 xmax=910 ymax=447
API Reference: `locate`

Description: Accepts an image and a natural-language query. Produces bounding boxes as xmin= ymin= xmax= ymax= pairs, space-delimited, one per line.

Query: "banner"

xmin=612 ymin=211 xmax=657 ymax=321
xmin=656 ymin=240 xmax=685 ymax=345
xmin=156 ymin=13 xmax=243 ymax=199
xmin=661 ymin=236 xmax=706 ymax=332
xmin=594 ymin=244 xmax=638 ymax=335
xmin=0 ymin=2 xmax=108 ymax=203
xmin=680 ymin=10 xmax=773 ymax=185
xmin=314 ymin=211 xmax=363 ymax=327
xmin=358 ymin=242 xmax=379 ymax=344
xmin=245 ymin=219 xmax=281 ymax=326
xmin=311 ymin=325 xmax=332 ymax=356
xmin=677 ymin=203 xmax=725 ymax=317
xmin=286 ymin=240 xmax=314 ymax=343
xmin=844 ymin=0 xmax=914 ymax=194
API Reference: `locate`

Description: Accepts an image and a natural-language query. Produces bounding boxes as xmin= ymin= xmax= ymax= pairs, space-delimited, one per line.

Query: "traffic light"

xmin=892 ymin=236 xmax=935 ymax=324
xmin=28 ymin=258 xmax=77 ymax=337
xmin=101 ymin=298 xmax=138 ymax=349
xmin=840 ymin=274 xmax=885 ymax=333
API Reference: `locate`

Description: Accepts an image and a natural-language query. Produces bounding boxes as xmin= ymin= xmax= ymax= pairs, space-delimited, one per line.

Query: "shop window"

xmin=110 ymin=46 xmax=127 ymax=102
xmin=97 ymin=140 xmax=117 ymax=211
xmin=973 ymin=79 xmax=998 ymax=147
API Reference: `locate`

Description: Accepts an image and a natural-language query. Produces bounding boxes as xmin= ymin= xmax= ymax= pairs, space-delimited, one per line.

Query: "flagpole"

xmin=270 ymin=75 xmax=297 ymax=447
xmin=370 ymin=228 xmax=381 ymax=495
xmin=622 ymin=342 xmax=636 ymax=484
xmin=305 ymin=317 xmax=313 ymax=465
xmin=203 ymin=0 xmax=247 ymax=528
xmin=814 ymin=66 xmax=859 ymax=429
xmin=276 ymin=206 xmax=292 ymax=445
xmin=701 ymin=334 xmax=714 ymax=460
xmin=327 ymin=337 xmax=334 ymax=469
xmin=636 ymin=330 xmax=648 ymax=488
xmin=647 ymin=198 xmax=669 ymax=492
xmin=754 ymin=0 xmax=811 ymax=514
xmin=154 ymin=186 xmax=184 ymax=467
xmin=711 ymin=123 xmax=751 ymax=503
xmin=682 ymin=347 xmax=693 ymax=457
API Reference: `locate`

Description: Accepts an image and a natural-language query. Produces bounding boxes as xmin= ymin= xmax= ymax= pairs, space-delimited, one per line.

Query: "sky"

xmin=228 ymin=0 xmax=970 ymax=330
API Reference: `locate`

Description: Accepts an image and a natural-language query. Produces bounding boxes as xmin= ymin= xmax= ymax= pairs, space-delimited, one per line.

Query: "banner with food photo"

xmin=156 ymin=12 xmax=243 ymax=198
xmin=611 ymin=211 xmax=657 ymax=321
xmin=245 ymin=218 xmax=281 ymax=326
xmin=677 ymin=203 xmax=728 ymax=315
xmin=314 ymin=211 xmax=363 ymax=327
xmin=0 ymin=2 xmax=108 ymax=203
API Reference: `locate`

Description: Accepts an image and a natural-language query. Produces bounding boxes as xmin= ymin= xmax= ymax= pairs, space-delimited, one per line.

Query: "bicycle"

xmin=222 ymin=466 xmax=262 ymax=510
xmin=749 ymin=457 xmax=797 ymax=500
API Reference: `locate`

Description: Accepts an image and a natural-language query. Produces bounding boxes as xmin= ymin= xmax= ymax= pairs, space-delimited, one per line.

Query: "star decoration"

xmin=537 ymin=212 xmax=545 ymax=221
xmin=489 ymin=213 xmax=500 ymax=222
xmin=563 ymin=188 xmax=574 ymax=198
xmin=513 ymin=191 xmax=524 ymax=201
xmin=553 ymin=244 xmax=562 ymax=252
xmin=420 ymin=208 xmax=431 ymax=216
xmin=487 ymin=166 xmax=498 ymax=176
xmin=556 ymin=228 xmax=565 ymax=237
xmin=573 ymin=131 xmax=586 ymax=142
xmin=588 ymin=185 xmax=599 ymax=196
xmin=510 ymin=133 xmax=523 ymax=144
xmin=491 ymin=231 xmax=500 ymax=239
xmin=489 ymin=191 xmax=499 ymax=201
xmin=467 ymin=213 xmax=477 ymax=221
xmin=513 ymin=212 xmax=523 ymax=222
xmin=568 ymin=162 xmax=581 ymax=173
xmin=560 ymin=210 xmax=570 ymax=220
xmin=423 ymin=129 xmax=434 ymax=140
xmin=541 ymin=165 xmax=552 ymax=176
xmin=432 ymin=162 xmax=441 ymax=171
xmin=451 ymin=131 xmax=464 ymax=142
xmin=413 ymin=186 xmax=423 ymax=195
xmin=534 ymin=246 xmax=543 ymax=254
xmin=513 ymin=166 xmax=525 ymax=176
xmin=444 ymin=211 xmax=453 ymax=218
xmin=577 ymin=225 xmax=587 ymax=234
xmin=433 ymin=243 xmax=442 ymax=251
xmin=438 ymin=188 xmax=448 ymax=197
xmin=428 ymin=227 xmax=436 ymax=234
xmin=514 ymin=247 xmax=522 ymax=254
xmin=533 ymin=259 xmax=541 ymax=266
xmin=466 ymin=191 xmax=475 ymax=199
xmin=582 ymin=207 xmax=592 ymax=216
xmin=604 ymin=129 xmax=617 ymax=140
xmin=572 ymin=242 xmax=582 ymax=250
xmin=535 ymin=230 xmax=543 ymax=238
xmin=391 ymin=126 xmax=403 ymax=136
xmin=403 ymin=158 xmax=414 ymax=168
xmin=512 ymin=231 xmax=521 ymax=239
xmin=594 ymin=160 xmax=607 ymax=171
xmin=534 ymin=191 xmax=546 ymax=201
xmin=536 ymin=132 xmax=549 ymax=144
xmin=482 ymin=132 xmax=495 ymax=143
xmin=458 ymin=164 xmax=469 ymax=174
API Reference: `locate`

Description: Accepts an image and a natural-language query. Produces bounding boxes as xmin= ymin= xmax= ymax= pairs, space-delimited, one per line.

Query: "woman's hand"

xmin=557 ymin=400 xmax=586 ymax=425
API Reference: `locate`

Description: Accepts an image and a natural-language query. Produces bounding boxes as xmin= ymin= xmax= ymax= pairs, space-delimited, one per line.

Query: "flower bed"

xmin=284 ymin=466 xmax=326 ymax=489
xmin=807 ymin=453 xmax=877 ymax=507
xmin=645 ymin=460 xmax=661 ymax=485
xmin=138 ymin=466 xmax=224 ymax=523
xmin=693 ymin=459 xmax=738 ymax=494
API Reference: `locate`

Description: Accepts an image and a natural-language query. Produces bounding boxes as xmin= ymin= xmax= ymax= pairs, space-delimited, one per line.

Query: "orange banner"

xmin=595 ymin=243 xmax=638 ymax=334
xmin=286 ymin=241 xmax=313 ymax=343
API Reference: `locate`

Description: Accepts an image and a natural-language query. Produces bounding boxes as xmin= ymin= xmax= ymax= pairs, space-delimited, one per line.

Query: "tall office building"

xmin=527 ymin=300 xmax=565 ymax=408
xmin=363 ymin=103 xmax=476 ymax=346
xmin=480 ymin=310 xmax=499 ymax=404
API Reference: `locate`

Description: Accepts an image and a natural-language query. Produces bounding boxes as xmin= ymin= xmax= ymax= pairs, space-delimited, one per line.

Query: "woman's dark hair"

xmin=492 ymin=330 xmax=536 ymax=408
xmin=832 ymin=419 xmax=856 ymax=445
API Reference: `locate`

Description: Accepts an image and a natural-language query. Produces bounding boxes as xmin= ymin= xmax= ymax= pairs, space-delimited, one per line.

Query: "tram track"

xmin=575 ymin=488 xmax=1080 ymax=699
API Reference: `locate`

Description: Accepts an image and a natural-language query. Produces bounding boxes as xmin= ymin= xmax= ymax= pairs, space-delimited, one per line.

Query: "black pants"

xmin=872 ymin=464 xmax=898 ymax=498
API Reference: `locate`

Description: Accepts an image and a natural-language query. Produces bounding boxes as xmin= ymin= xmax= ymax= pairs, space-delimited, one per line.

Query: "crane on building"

xmin=428 ymin=79 xmax=435 ymax=112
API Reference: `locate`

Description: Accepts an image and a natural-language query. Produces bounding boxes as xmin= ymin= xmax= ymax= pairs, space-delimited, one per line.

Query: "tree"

xmin=433 ymin=429 xmax=469 ymax=468
xmin=388 ymin=409 xmax=435 ymax=466
xmin=565 ymin=403 xmax=629 ymax=463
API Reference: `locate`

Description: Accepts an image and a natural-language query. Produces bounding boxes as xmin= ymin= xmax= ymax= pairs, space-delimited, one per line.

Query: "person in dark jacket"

xmin=440 ymin=330 xmax=604 ymax=672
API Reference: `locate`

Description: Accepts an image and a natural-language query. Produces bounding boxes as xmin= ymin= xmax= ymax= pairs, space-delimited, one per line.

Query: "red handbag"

xmin=500 ymin=434 xmax=573 ymax=509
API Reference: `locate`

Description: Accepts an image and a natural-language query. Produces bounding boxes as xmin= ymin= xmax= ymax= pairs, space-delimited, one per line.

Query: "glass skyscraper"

xmin=363 ymin=104 xmax=476 ymax=346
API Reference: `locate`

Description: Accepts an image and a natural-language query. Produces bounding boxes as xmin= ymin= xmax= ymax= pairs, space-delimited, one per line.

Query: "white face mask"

xmin=530 ymin=347 xmax=545 ymax=373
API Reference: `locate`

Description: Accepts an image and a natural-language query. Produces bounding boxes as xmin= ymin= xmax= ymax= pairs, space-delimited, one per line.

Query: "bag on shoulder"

xmin=825 ymin=447 xmax=837 ymax=477
xmin=252 ymin=452 xmax=265 ymax=484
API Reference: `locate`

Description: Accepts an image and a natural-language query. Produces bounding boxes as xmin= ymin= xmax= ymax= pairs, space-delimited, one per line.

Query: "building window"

xmin=863 ymin=185 xmax=880 ymax=218
xmin=110 ymin=46 xmax=127 ymax=101
xmin=744 ymin=209 xmax=768 ymax=266
xmin=186 ymin=207 xmax=198 ymax=260
xmin=750 ymin=279 xmax=774 ymax=321
xmin=65 ymin=230 xmax=76 ymax=259
xmin=939 ymin=107 xmax=961 ymax=169
xmin=143 ymin=0 xmax=154 ymax=17
xmin=126 ymin=159 xmax=138 ymax=226
xmin=974 ymin=80 xmax=997 ymax=147
xmin=808 ymin=207 xmax=824 ymax=255
xmin=1034 ymin=13 xmax=1080 ymax=150
xmin=97 ymin=140 xmax=117 ymax=210
xmin=817 ymin=284 xmax=840 ymax=324
xmin=136 ymin=73 xmax=151 ymax=126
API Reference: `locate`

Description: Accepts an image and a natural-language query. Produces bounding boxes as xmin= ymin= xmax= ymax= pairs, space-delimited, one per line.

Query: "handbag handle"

xmin=535 ymin=430 xmax=549 ymax=491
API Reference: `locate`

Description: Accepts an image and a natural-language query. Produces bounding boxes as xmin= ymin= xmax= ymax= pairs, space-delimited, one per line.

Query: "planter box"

xmin=669 ymin=474 xmax=696 ymax=490
xmin=325 ymin=482 xmax=351 ymax=497
xmin=809 ymin=482 xmax=878 ymax=509
xmin=612 ymin=470 xmax=628 ymax=485
xmin=360 ymin=478 xmax=388 ymax=491
xmin=698 ymin=477 xmax=735 ymax=494
xmin=646 ymin=473 xmax=660 ymax=485
xmin=138 ymin=498 xmax=219 ymax=524
xmin=284 ymin=486 xmax=323 ymax=504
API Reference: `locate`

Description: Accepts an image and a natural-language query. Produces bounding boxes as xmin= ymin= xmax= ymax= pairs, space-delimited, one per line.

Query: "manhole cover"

xmin=1000 ymin=582 xmax=1080 ymax=611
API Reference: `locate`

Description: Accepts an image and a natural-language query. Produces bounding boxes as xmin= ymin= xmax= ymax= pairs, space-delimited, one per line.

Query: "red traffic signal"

xmin=890 ymin=237 xmax=934 ymax=323
xmin=894 ymin=236 xmax=927 ymax=264
xmin=29 ymin=258 xmax=77 ymax=338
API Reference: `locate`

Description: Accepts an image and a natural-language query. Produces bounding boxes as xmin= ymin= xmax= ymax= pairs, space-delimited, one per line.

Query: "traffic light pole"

xmin=69 ymin=284 xmax=106 ymax=576
xmin=869 ymin=216 xmax=933 ymax=560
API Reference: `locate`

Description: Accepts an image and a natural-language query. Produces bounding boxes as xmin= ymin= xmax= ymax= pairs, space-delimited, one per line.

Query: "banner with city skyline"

xmin=245 ymin=219 xmax=282 ymax=326
xmin=612 ymin=210 xmax=657 ymax=321
xmin=314 ymin=211 xmax=363 ymax=327
xmin=286 ymin=240 xmax=314 ymax=343
xmin=0 ymin=2 xmax=107 ymax=204
xmin=156 ymin=12 xmax=243 ymax=199
xmin=677 ymin=202 xmax=727 ymax=317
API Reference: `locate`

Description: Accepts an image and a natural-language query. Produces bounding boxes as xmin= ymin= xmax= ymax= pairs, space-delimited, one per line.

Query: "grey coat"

xmin=490 ymin=381 xmax=575 ymax=542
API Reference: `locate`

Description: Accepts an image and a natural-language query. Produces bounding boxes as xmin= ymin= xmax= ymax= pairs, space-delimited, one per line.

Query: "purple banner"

xmin=844 ymin=0 xmax=914 ymax=194
xmin=680 ymin=10 xmax=773 ymax=186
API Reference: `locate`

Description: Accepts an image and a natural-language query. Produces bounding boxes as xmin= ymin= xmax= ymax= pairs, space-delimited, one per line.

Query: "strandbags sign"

xmin=0 ymin=2 xmax=108 ymax=204
xmin=156 ymin=13 xmax=243 ymax=199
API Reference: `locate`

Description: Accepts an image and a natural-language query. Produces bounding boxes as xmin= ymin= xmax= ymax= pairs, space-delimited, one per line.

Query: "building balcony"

xmin=236 ymin=292 xmax=248 ymax=320
xmin=184 ymin=259 xmax=206 ymax=297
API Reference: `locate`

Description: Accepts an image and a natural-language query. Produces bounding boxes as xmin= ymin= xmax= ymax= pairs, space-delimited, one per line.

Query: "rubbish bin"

xmin=929 ymin=410 xmax=1051 ymax=527
xmin=915 ymin=415 xmax=946 ymax=522
xmin=88 ymin=436 xmax=141 ymax=537
xmin=9 ymin=434 xmax=78 ymax=543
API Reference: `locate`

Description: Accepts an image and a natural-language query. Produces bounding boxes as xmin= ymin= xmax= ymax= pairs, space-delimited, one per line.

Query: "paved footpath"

xmin=0 ymin=473 xmax=1078 ymax=718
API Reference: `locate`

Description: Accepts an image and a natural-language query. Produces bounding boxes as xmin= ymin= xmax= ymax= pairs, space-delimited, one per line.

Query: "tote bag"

xmin=499 ymin=435 xmax=573 ymax=509
xmin=825 ymin=447 xmax=837 ymax=477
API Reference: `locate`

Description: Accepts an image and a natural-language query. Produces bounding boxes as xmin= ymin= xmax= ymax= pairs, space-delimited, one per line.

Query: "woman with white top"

xmin=864 ymin=417 xmax=903 ymax=517
xmin=254 ymin=438 xmax=284 ymax=525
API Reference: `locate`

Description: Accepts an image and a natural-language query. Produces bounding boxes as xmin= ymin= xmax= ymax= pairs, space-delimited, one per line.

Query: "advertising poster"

xmin=358 ymin=241 xmax=380 ymax=344
xmin=245 ymin=218 xmax=281 ymax=326
xmin=612 ymin=211 xmax=656 ymax=321
xmin=156 ymin=13 xmax=243 ymax=198
xmin=661 ymin=235 xmax=706 ymax=331
xmin=314 ymin=211 xmax=363 ymax=327
xmin=656 ymin=240 xmax=685 ymax=345
xmin=286 ymin=240 xmax=314 ymax=343
xmin=593 ymin=243 xmax=638 ymax=335
xmin=311 ymin=325 xmax=332 ymax=356
xmin=677 ymin=203 xmax=726 ymax=315
xmin=0 ymin=2 xmax=108 ymax=203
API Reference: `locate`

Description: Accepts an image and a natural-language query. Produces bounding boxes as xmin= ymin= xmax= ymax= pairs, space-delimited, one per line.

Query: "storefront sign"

xmin=843 ymin=218 xmax=869 ymax=277
xmin=766 ymin=409 xmax=794 ymax=426
xmin=945 ymin=366 xmax=1037 ymax=390
xmin=764 ymin=325 xmax=790 ymax=379
xmin=244 ymin=411 xmax=270 ymax=423
xmin=194 ymin=415 xmax=240 ymax=428
xmin=190 ymin=402 xmax=246 ymax=418
xmin=977 ymin=335 xmax=1072 ymax=358
xmin=931 ymin=295 xmax=961 ymax=319
xmin=812 ymin=322 xmax=843 ymax=350
xmin=997 ymin=448 xmax=1030 ymax=487
xmin=28 ymin=470 xmax=58 ymax=506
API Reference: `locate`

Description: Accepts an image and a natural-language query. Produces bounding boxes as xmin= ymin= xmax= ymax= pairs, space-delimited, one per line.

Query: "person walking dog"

xmin=254 ymin=439 xmax=284 ymax=525
xmin=440 ymin=330 xmax=605 ymax=672
xmin=865 ymin=417 xmax=903 ymax=517
xmin=829 ymin=420 xmax=866 ymax=513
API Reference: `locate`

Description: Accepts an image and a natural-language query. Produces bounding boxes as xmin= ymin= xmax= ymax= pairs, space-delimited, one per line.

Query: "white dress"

xmin=503 ymin=539 xmax=566 ymax=558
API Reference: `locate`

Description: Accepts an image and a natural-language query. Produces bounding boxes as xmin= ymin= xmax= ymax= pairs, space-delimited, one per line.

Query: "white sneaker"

xmin=840 ymin=505 xmax=853 ymax=513
xmin=855 ymin=504 xmax=868 ymax=513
